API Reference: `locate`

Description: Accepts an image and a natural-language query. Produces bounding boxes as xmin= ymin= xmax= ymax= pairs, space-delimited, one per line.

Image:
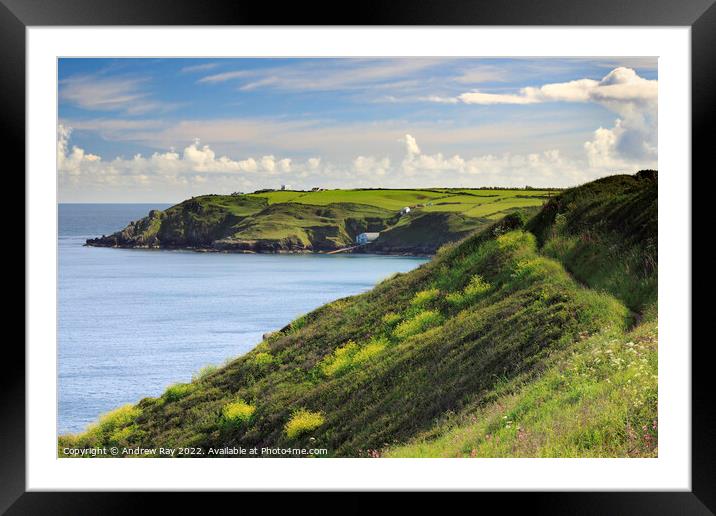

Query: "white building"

xmin=400 ymin=206 xmax=411 ymax=215
xmin=356 ymin=232 xmax=380 ymax=245
xmin=280 ymin=184 xmax=292 ymax=191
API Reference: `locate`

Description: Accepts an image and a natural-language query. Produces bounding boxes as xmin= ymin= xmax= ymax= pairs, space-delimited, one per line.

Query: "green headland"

xmin=86 ymin=187 xmax=558 ymax=255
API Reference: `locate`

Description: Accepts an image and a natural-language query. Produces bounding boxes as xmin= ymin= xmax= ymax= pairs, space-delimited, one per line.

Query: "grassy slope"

xmin=216 ymin=202 xmax=397 ymax=250
xmin=388 ymin=171 xmax=658 ymax=457
xmin=62 ymin=174 xmax=656 ymax=458
xmin=528 ymin=170 xmax=657 ymax=313
xmin=363 ymin=211 xmax=495 ymax=254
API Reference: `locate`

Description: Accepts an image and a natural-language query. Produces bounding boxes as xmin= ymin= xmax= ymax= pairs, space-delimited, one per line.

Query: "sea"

xmin=58 ymin=203 xmax=428 ymax=434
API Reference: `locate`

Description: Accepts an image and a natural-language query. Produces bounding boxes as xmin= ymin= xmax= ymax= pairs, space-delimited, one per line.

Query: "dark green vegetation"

xmin=528 ymin=170 xmax=657 ymax=314
xmin=63 ymin=172 xmax=657 ymax=457
xmin=85 ymin=188 xmax=555 ymax=254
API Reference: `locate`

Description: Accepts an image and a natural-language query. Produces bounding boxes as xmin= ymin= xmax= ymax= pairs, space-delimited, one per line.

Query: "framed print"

xmin=6 ymin=0 xmax=712 ymax=511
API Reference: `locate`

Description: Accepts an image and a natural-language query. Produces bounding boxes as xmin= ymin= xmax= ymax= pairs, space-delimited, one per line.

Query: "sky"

xmin=58 ymin=57 xmax=658 ymax=203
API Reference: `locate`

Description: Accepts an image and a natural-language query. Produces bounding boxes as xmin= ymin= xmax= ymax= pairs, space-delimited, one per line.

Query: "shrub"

xmin=163 ymin=383 xmax=194 ymax=402
xmin=253 ymin=352 xmax=276 ymax=366
xmin=511 ymin=257 xmax=566 ymax=285
xmin=411 ymin=288 xmax=440 ymax=307
xmin=80 ymin=404 xmax=141 ymax=446
xmin=320 ymin=341 xmax=359 ymax=377
xmin=109 ymin=424 xmax=137 ymax=443
xmin=222 ymin=399 xmax=256 ymax=424
xmin=97 ymin=404 xmax=141 ymax=432
xmin=382 ymin=312 xmax=401 ymax=327
xmin=289 ymin=313 xmax=309 ymax=332
xmin=496 ymin=230 xmax=536 ymax=254
xmin=393 ymin=310 xmax=443 ymax=339
xmin=192 ymin=364 xmax=218 ymax=381
xmin=446 ymin=275 xmax=492 ymax=308
xmin=285 ymin=409 xmax=325 ymax=439
xmin=352 ymin=337 xmax=389 ymax=364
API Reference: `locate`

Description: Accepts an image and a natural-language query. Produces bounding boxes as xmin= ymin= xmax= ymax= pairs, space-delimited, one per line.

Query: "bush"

xmin=319 ymin=337 xmax=389 ymax=376
xmin=80 ymin=404 xmax=141 ymax=446
xmin=109 ymin=424 xmax=138 ymax=443
xmin=411 ymin=288 xmax=440 ymax=307
xmin=381 ymin=312 xmax=401 ymax=327
xmin=511 ymin=256 xmax=567 ymax=287
xmin=352 ymin=337 xmax=389 ymax=364
xmin=320 ymin=341 xmax=359 ymax=377
xmin=96 ymin=404 xmax=140 ymax=432
xmin=285 ymin=409 xmax=325 ymax=439
xmin=192 ymin=364 xmax=218 ymax=381
xmin=446 ymin=275 xmax=492 ymax=308
xmin=393 ymin=310 xmax=443 ymax=339
xmin=222 ymin=399 xmax=256 ymax=424
xmin=253 ymin=352 xmax=276 ymax=366
xmin=163 ymin=383 xmax=194 ymax=402
xmin=289 ymin=313 xmax=309 ymax=332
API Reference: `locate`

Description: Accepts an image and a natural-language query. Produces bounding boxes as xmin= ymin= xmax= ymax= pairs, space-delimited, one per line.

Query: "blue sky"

xmin=58 ymin=57 xmax=658 ymax=202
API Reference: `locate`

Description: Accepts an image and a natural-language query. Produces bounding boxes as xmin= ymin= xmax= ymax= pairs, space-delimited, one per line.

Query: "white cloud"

xmin=57 ymin=125 xmax=102 ymax=176
xmin=401 ymin=134 xmax=421 ymax=157
xmin=454 ymin=65 xmax=507 ymax=84
xmin=60 ymin=74 xmax=178 ymax=115
xmin=197 ymin=59 xmax=444 ymax=92
xmin=418 ymin=95 xmax=460 ymax=104
xmin=458 ymin=91 xmax=539 ymax=105
xmin=180 ymin=63 xmax=219 ymax=73
xmin=353 ymin=156 xmax=391 ymax=176
xmin=57 ymin=126 xmax=298 ymax=196
xmin=278 ymin=158 xmax=292 ymax=173
xmin=197 ymin=70 xmax=254 ymax=83
xmin=457 ymin=68 xmax=657 ymax=168
xmin=58 ymin=126 xmax=656 ymax=202
xmin=458 ymin=68 xmax=656 ymax=106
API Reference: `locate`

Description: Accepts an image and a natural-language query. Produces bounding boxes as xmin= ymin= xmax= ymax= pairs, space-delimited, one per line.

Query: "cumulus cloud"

xmin=391 ymin=134 xmax=615 ymax=188
xmin=58 ymin=126 xmax=656 ymax=202
xmin=401 ymin=134 xmax=421 ymax=157
xmin=457 ymin=67 xmax=657 ymax=168
xmin=458 ymin=67 xmax=656 ymax=106
xmin=57 ymin=125 xmax=101 ymax=176
xmin=57 ymin=126 xmax=299 ymax=198
xmin=353 ymin=156 xmax=391 ymax=176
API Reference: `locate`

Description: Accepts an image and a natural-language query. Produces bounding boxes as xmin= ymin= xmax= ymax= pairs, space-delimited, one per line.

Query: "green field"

xmin=69 ymin=172 xmax=657 ymax=458
xmin=250 ymin=188 xmax=556 ymax=213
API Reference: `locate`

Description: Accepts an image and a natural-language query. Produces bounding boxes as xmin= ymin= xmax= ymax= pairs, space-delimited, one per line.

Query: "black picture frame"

xmin=4 ymin=0 xmax=710 ymax=512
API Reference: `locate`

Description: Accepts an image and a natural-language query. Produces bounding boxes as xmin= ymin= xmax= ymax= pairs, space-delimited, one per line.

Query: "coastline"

xmin=83 ymin=241 xmax=435 ymax=258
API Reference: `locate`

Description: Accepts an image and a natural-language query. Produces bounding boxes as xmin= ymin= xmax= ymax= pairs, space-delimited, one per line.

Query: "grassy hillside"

xmin=63 ymin=173 xmax=656 ymax=458
xmin=360 ymin=211 xmax=495 ymax=255
xmin=528 ymin=170 xmax=657 ymax=313
xmin=86 ymin=188 xmax=555 ymax=254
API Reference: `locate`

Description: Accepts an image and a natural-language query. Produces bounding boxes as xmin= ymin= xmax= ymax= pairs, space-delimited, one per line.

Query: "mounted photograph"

xmin=56 ymin=56 xmax=658 ymax=459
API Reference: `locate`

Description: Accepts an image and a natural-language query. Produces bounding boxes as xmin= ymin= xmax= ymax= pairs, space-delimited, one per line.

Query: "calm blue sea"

xmin=58 ymin=204 xmax=428 ymax=434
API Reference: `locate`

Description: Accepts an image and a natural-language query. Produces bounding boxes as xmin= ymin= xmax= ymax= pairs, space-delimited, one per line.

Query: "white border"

xmin=27 ymin=27 xmax=691 ymax=491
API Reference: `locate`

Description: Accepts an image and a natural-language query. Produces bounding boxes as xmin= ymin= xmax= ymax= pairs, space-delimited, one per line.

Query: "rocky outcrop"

xmin=86 ymin=209 xmax=164 ymax=248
